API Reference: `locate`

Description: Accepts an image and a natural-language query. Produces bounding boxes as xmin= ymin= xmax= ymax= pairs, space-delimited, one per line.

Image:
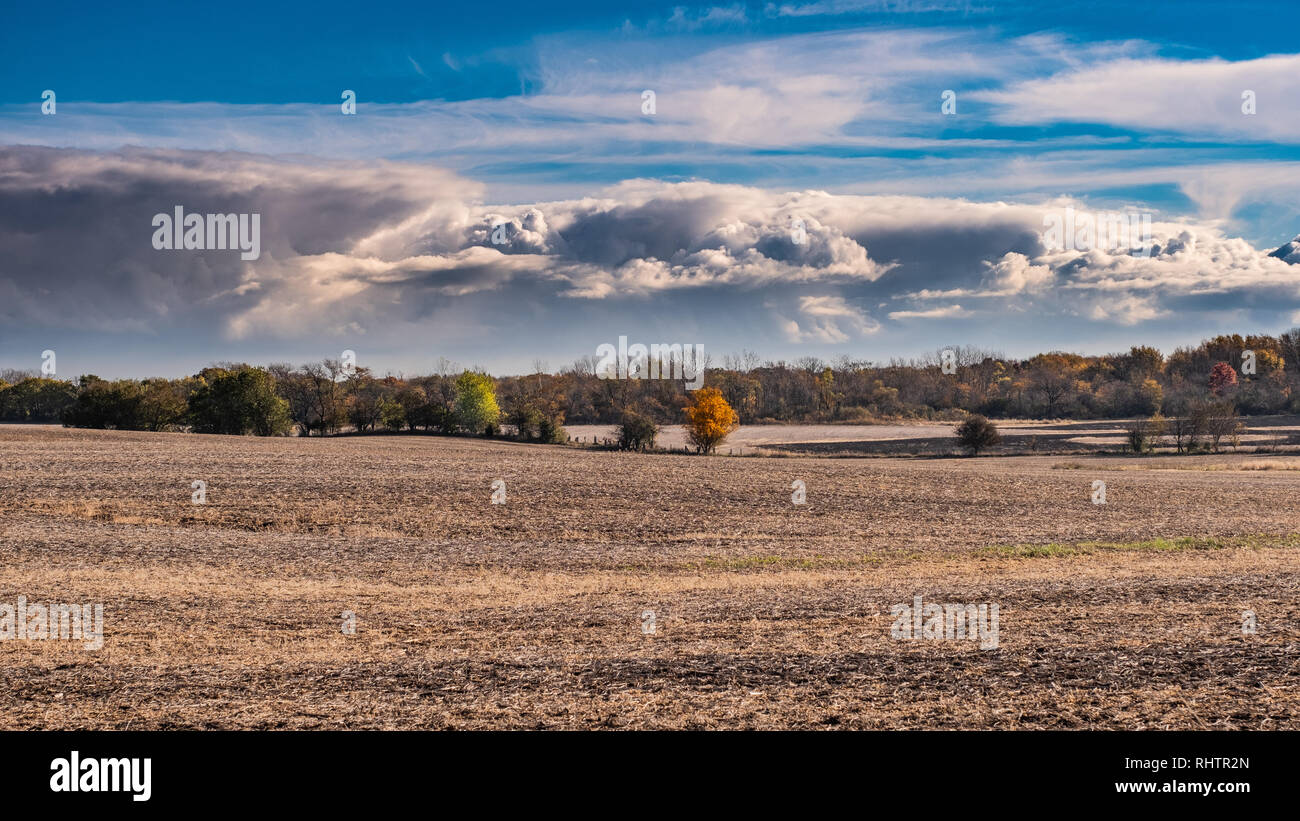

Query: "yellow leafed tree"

xmin=682 ymin=387 xmax=739 ymax=454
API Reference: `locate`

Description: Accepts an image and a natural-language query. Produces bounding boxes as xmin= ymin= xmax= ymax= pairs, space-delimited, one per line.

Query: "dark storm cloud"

xmin=3 ymin=147 xmax=1298 ymax=352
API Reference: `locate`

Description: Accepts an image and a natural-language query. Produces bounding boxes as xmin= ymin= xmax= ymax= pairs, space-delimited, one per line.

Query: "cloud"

xmin=1087 ymin=295 xmax=1167 ymax=326
xmin=981 ymin=252 xmax=1054 ymax=295
xmin=4 ymin=27 xmax=1297 ymax=237
xmin=888 ymin=305 xmax=970 ymax=320
xmin=0 ymin=146 xmax=478 ymax=336
xmin=782 ymin=295 xmax=880 ymax=341
xmin=3 ymin=146 xmax=1300 ymax=363
xmin=765 ymin=0 xmax=987 ymax=17
xmin=978 ymin=53 xmax=1300 ymax=143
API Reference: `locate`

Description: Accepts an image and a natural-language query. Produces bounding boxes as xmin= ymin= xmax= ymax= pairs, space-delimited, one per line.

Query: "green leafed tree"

xmin=189 ymin=365 xmax=292 ymax=436
xmin=454 ymin=370 xmax=500 ymax=435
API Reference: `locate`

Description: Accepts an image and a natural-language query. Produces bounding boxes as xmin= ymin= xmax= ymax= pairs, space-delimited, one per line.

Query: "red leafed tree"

xmin=1208 ymin=361 xmax=1237 ymax=396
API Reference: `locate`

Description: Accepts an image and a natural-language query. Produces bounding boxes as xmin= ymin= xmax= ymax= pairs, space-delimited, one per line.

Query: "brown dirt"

xmin=1 ymin=425 xmax=1297 ymax=729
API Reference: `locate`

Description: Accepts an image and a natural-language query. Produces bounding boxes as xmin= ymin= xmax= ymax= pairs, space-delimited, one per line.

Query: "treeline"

xmin=1 ymin=330 xmax=1298 ymax=436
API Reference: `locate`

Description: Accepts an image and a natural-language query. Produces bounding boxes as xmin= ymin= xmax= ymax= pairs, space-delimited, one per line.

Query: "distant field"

xmin=2 ymin=426 xmax=1298 ymax=729
xmin=571 ymin=416 xmax=1300 ymax=455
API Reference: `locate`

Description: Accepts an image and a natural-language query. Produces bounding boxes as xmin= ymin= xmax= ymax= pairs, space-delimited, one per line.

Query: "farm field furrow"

xmin=2 ymin=426 xmax=1298 ymax=729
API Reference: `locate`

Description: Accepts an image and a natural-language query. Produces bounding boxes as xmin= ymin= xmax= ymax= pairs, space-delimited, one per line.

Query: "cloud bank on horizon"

xmin=2 ymin=1 xmax=1300 ymax=377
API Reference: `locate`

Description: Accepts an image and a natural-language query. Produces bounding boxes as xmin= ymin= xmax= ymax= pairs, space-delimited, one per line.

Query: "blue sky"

xmin=3 ymin=1 xmax=1300 ymax=378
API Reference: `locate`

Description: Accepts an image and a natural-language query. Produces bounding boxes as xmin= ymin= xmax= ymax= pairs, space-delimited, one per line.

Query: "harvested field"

xmin=567 ymin=416 xmax=1300 ymax=456
xmin=2 ymin=425 xmax=1298 ymax=729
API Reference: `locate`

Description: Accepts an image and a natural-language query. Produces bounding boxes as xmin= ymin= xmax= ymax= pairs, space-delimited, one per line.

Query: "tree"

xmin=1202 ymin=401 xmax=1242 ymax=452
xmin=1208 ymin=362 xmax=1237 ymax=396
xmin=682 ymin=388 xmax=739 ymax=454
xmin=379 ymin=399 xmax=406 ymax=431
xmin=1124 ymin=412 xmax=1165 ymax=454
xmin=189 ymin=366 xmax=291 ymax=436
xmin=299 ymin=361 xmax=349 ymax=435
xmin=537 ymin=410 xmax=567 ymax=444
xmin=508 ymin=402 xmax=545 ymax=440
xmin=954 ymin=414 xmax=1001 ymax=456
xmin=63 ymin=377 xmax=189 ymax=431
xmin=0 ymin=377 xmax=78 ymax=423
xmin=1125 ymin=345 xmax=1165 ymax=380
xmin=1169 ymin=414 xmax=1198 ymax=453
xmin=617 ymin=410 xmax=658 ymax=451
xmin=1026 ymin=353 xmax=1083 ymax=417
xmin=454 ymin=371 xmax=500 ymax=435
xmin=344 ymin=370 xmax=384 ymax=432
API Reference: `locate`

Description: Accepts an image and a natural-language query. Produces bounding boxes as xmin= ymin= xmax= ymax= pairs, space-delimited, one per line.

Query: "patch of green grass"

xmin=663 ymin=535 xmax=1300 ymax=573
xmin=976 ymin=533 xmax=1300 ymax=559
xmin=684 ymin=552 xmax=912 ymax=571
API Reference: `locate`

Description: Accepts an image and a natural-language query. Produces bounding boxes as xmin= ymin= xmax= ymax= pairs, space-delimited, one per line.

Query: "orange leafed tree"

xmin=682 ymin=387 xmax=739 ymax=454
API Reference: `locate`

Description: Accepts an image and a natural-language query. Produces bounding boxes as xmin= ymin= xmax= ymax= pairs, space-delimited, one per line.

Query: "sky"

xmin=3 ymin=0 xmax=1300 ymax=378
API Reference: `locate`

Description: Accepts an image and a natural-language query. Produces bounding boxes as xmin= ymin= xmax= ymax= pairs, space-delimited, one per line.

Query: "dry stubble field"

xmin=2 ymin=425 xmax=1298 ymax=729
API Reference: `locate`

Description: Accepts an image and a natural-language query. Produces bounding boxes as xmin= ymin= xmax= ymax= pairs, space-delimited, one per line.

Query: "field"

xmin=569 ymin=416 xmax=1300 ymax=455
xmin=2 ymin=424 xmax=1299 ymax=729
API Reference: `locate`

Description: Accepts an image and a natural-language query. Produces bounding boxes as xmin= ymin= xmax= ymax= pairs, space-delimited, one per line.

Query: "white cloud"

xmin=5 ymin=147 xmax=1300 ymax=350
xmin=1087 ymin=295 xmax=1167 ymax=326
xmin=981 ymin=252 xmax=1053 ymax=295
xmin=782 ymin=295 xmax=881 ymax=342
xmin=888 ymin=305 xmax=970 ymax=320
xmin=978 ymin=53 xmax=1300 ymax=143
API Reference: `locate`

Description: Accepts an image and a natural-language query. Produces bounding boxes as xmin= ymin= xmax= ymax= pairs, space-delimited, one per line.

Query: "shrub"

xmin=537 ymin=412 xmax=567 ymax=444
xmin=508 ymin=403 xmax=545 ymax=440
xmin=954 ymin=414 xmax=1001 ymax=455
xmin=507 ymin=402 xmax=566 ymax=443
xmin=1123 ymin=413 xmax=1165 ymax=453
xmin=617 ymin=410 xmax=658 ymax=451
xmin=682 ymin=388 xmax=739 ymax=454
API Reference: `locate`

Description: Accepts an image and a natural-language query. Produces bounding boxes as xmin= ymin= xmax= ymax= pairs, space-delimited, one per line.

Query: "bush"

xmin=682 ymin=388 xmax=739 ymax=454
xmin=1123 ymin=413 xmax=1165 ymax=453
xmin=408 ymin=401 xmax=455 ymax=433
xmin=954 ymin=414 xmax=1001 ymax=455
xmin=508 ymin=403 xmax=545 ymax=440
xmin=537 ymin=412 xmax=567 ymax=444
xmin=617 ymin=410 xmax=658 ymax=451
xmin=508 ymin=402 xmax=566 ymax=443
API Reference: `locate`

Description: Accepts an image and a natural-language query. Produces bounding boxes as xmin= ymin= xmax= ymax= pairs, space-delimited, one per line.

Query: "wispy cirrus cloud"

xmin=977 ymin=53 xmax=1300 ymax=143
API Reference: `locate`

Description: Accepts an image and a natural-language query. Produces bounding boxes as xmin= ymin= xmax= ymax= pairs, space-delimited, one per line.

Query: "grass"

xmin=690 ymin=535 xmax=1300 ymax=567
xmin=977 ymin=533 xmax=1300 ymax=559
xmin=681 ymin=552 xmax=915 ymax=571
